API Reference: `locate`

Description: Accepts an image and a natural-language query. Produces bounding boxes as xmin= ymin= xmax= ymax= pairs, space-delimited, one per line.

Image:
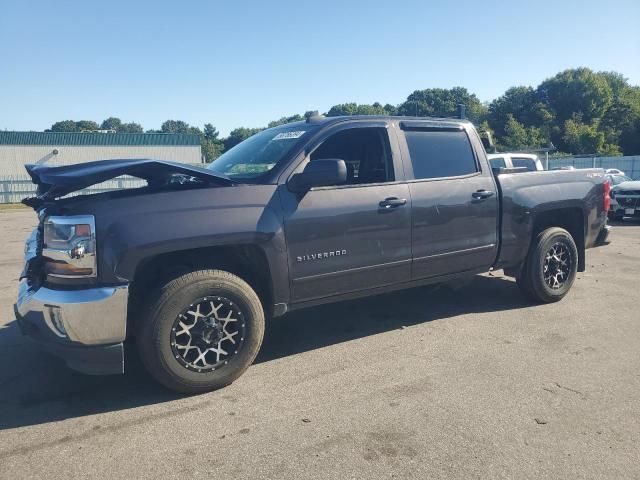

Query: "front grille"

xmin=617 ymin=196 xmax=639 ymax=208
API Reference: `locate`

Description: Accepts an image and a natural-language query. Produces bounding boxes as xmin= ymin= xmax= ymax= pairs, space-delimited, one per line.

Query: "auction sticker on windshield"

xmin=273 ymin=131 xmax=306 ymax=140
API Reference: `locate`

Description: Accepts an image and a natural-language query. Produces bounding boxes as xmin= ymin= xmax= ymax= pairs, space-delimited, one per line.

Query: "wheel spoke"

xmin=170 ymin=296 xmax=246 ymax=373
xmin=176 ymin=320 xmax=195 ymax=337
xmin=193 ymin=348 xmax=210 ymax=367
xmin=543 ymin=241 xmax=572 ymax=290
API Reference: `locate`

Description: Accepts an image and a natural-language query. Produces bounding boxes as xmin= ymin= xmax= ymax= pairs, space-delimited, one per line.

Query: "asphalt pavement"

xmin=0 ymin=208 xmax=638 ymax=479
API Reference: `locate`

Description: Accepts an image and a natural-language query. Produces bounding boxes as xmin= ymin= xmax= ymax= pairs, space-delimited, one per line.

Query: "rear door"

xmin=398 ymin=122 xmax=499 ymax=279
xmin=280 ymin=122 xmax=412 ymax=303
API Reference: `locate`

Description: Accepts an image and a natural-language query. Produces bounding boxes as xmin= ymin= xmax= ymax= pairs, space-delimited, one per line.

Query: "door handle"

xmin=472 ymin=189 xmax=494 ymax=200
xmin=379 ymin=197 xmax=407 ymax=209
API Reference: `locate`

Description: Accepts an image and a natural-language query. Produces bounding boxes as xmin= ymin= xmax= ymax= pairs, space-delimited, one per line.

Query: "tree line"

xmin=45 ymin=67 xmax=640 ymax=161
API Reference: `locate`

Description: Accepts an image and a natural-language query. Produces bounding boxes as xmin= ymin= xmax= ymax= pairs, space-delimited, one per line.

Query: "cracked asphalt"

xmin=0 ymin=208 xmax=639 ymax=479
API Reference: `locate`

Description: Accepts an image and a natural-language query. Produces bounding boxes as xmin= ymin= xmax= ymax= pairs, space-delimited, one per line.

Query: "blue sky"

xmin=1 ymin=0 xmax=638 ymax=136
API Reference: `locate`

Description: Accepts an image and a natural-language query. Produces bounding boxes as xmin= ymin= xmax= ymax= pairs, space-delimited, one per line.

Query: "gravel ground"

xmin=0 ymin=208 xmax=638 ymax=479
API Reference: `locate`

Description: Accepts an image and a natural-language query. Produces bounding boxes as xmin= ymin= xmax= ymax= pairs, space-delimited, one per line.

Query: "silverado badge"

xmin=297 ymin=250 xmax=347 ymax=262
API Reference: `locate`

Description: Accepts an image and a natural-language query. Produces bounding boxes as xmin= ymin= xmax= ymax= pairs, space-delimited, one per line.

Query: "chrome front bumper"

xmin=15 ymin=280 xmax=129 ymax=374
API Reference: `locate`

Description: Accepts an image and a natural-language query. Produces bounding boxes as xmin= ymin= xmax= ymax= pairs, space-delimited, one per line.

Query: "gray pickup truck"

xmin=15 ymin=115 xmax=610 ymax=393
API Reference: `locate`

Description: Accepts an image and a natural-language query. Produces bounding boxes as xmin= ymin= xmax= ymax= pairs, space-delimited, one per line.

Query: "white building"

xmin=0 ymin=131 xmax=203 ymax=203
xmin=0 ymin=131 xmax=202 ymax=176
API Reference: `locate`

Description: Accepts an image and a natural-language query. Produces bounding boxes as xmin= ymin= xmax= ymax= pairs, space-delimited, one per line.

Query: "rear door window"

xmin=403 ymin=129 xmax=478 ymax=180
xmin=511 ymin=157 xmax=537 ymax=171
xmin=489 ymin=157 xmax=506 ymax=169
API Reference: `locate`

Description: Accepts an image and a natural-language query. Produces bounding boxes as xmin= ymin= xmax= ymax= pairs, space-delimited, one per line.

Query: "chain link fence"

xmin=547 ymin=155 xmax=640 ymax=179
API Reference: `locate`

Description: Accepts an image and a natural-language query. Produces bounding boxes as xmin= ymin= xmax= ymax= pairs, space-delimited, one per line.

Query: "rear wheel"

xmin=137 ymin=269 xmax=264 ymax=394
xmin=516 ymin=227 xmax=578 ymax=303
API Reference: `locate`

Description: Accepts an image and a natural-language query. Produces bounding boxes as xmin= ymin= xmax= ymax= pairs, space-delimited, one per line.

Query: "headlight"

xmin=42 ymin=215 xmax=97 ymax=278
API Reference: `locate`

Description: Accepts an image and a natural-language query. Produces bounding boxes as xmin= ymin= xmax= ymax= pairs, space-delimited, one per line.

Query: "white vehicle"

xmin=605 ymin=168 xmax=626 ymax=176
xmin=487 ymin=153 xmax=544 ymax=172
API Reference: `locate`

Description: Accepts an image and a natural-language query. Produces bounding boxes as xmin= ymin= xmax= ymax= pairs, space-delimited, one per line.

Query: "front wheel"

xmin=137 ymin=269 xmax=265 ymax=394
xmin=516 ymin=227 xmax=578 ymax=303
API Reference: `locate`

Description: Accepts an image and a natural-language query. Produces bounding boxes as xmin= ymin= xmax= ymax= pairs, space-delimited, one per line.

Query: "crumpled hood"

xmin=23 ymin=159 xmax=232 ymax=207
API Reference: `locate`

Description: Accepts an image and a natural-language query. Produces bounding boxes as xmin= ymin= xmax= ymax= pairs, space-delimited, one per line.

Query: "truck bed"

xmin=494 ymin=168 xmax=609 ymax=271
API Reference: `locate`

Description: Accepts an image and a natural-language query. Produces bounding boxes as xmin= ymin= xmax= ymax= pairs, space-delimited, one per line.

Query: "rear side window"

xmin=403 ymin=130 xmax=478 ymax=179
xmin=511 ymin=157 xmax=536 ymax=171
xmin=489 ymin=157 xmax=506 ymax=169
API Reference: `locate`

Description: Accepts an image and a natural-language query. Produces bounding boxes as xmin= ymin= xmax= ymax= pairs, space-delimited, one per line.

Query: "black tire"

xmin=516 ymin=227 xmax=578 ymax=303
xmin=137 ymin=269 xmax=264 ymax=394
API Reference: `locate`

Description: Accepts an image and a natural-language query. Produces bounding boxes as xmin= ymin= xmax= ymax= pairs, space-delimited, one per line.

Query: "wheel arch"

xmin=127 ymin=244 xmax=274 ymax=335
xmin=531 ymin=207 xmax=586 ymax=272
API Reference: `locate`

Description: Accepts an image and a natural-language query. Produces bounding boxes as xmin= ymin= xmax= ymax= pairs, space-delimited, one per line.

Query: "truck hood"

xmin=23 ymin=159 xmax=233 ymax=207
xmin=612 ymin=180 xmax=640 ymax=191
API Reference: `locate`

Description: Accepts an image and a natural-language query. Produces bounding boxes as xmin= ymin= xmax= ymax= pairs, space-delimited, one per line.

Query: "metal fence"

xmin=547 ymin=155 xmax=640 ymax=179
xmin=0 ymin=176 xmax=146 ymax=204
xmin=2 ymin=156 xmax=639 ymax=204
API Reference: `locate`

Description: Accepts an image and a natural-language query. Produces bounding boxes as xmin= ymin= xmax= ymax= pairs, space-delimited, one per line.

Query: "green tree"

xmin=267 ymin=114 xmax=304 ymax=127
xmin=75 ymin=120 xmax=100 ymax=131
xmin=618 ymin=117 xmax=640 ymax=155
xmin=488 ymin=86 xmax=551 ymax=136
xmin=397 ymin=87 xmax=487 ymax=123
xmin=223 ymin=127 xmax=262 ymax=151
xmin=326 ymin=102 xmax=389 ymax=116
xmin=561 ymin=116 xmax=606 ymax=154
xmin=161 ymin=120 xmax=201 ymax=135
xmin=600 ymin=83 xmax=640 ymax=155
xmin=497 ymin=115 xmax=544 ymax=150
xmin=201 ymin=139 xmax=224 ymax=162
xmin=500 ymin=115 xmax=528 ymax=150
xmin=201 ymin=123 xmax=224 ymax=162
xmin=49 ymin=120 xmax=78 ymax=132
xmin=100 ymin=117 xmax=122 ymax=131
xmin=204 ymin=123 xmax=220 ymax=141
xmin=537 ymin=68 xmax=613 ymax=124
xmin=383 ymin=104 xmax=398 ymax=116
xmin=119 ymin=122 xmax=143 ymax=133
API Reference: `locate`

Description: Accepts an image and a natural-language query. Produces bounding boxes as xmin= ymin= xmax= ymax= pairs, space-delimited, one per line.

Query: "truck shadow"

xmin=257 ymin=273 xmax=527 ymax=363
xmin=0 ymin=273 xmax=529 ymax=430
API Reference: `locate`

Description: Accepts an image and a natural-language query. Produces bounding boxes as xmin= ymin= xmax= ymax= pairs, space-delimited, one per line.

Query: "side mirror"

xmin=480 ymin=131 xmax=494 ymax=151
xmin=288 ymin=158 xmax=347 ymax=192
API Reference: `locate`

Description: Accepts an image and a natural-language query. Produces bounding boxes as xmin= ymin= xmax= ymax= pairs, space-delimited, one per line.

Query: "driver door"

xmin=279 ymin=122 xmax=412 ymax=303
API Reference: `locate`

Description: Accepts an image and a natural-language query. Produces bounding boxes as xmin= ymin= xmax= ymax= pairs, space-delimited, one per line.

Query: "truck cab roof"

xmin=302 ymin=115 xmax=472 ymax=129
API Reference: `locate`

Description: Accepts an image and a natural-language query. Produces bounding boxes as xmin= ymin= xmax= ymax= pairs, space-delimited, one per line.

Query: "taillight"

xmin=603 ymin=181 xmax=611 ymax=212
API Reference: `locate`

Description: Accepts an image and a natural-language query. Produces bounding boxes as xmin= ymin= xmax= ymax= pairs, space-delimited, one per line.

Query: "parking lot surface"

xmin=0 ymin=208 xmax=638 ymax=479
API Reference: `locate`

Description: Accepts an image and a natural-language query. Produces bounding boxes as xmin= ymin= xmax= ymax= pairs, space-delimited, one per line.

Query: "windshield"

xmin=207 ymin=125 xmax=312 ymax=181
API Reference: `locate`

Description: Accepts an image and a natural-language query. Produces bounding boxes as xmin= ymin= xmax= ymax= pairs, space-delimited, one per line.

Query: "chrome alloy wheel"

xmin=543 ymin=242 xmax=571 ymax=289
xmin=170 ymin=297 xmax=246 ymax=372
